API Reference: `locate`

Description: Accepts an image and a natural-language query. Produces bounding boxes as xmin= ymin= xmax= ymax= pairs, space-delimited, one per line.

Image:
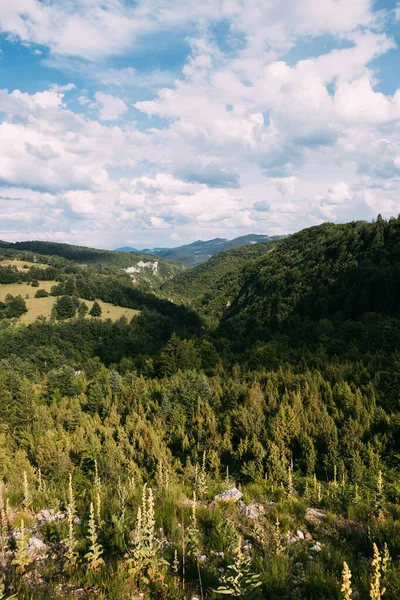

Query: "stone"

xmin=305 ymin=508 xmax=327 ymax=523
xmin=305 ymin=532 xmax=313 ymax=541
xmin=296 ymin=530 xmax=305 ymax=540
xmin=213 ymin=487 xmax=243 ymax=503
xmin=242 ymin=542 xmax=252 ymax=552
xmin=239 ymin=500 xmax=261 ymax=519
xmin=197 ymin=555 xmax=207 ymax=563
xmin=310 ymin=542 xmax=322 ymax=552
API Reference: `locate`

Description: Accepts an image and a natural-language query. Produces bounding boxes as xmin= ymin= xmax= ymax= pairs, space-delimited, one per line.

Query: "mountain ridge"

xmin=116 ymin=233 xmax=284 ymax=265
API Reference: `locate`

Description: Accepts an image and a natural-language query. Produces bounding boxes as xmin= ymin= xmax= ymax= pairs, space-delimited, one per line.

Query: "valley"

xmin=0 ymin=218 xmax=398 ymax=600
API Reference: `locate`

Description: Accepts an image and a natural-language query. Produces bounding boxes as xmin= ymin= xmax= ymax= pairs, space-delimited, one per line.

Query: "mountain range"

xmin=116 ymin=233 xmax=284 ymax=266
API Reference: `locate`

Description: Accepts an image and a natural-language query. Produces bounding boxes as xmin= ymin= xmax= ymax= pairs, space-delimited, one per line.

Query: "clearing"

xmin=0 ymin=282 xmax=140 ymax=324
xmin=1 ymin=259 xmax=49 ymax=271
xmin=0 ymin=281 xmax=57 ymax=301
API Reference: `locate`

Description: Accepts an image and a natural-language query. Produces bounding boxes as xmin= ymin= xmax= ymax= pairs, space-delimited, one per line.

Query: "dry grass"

xmin=19 ymin=296 xmax=56 ymax=324
xmin=1 ymin=259 xmax=48 ymax=271
xmin=0 ymin=281 xmax=140 ymax=324
xmin=0 ymin=281 xmax=57 ymax=301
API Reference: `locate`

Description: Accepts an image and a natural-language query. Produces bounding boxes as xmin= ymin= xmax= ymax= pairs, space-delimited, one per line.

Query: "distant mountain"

xmin=115 ymin=246 xmax=139 ymax=253
xmin=117 ymin=234 xmax=284 ymax=266
xmin=0 ymin=240 xmax=186 ymax=288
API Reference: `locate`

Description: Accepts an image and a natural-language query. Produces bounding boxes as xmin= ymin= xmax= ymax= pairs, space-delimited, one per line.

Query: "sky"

xmin=0 ymin=1 xmax=399 ymax=249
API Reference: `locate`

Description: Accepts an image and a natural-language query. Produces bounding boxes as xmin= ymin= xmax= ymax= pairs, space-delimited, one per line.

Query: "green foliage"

xmin=0 ymin=218 xmax=399 ymax=599
xmin=85 ymin=502 xmax=104 ymax=573
xmin=53 ymin=295 xmax=78 ymax=320
xmin=89 ymin=300 xmax=102 ymax=317
xmin=12 ymin=519 xmax=32 ymax=574
xmin=34 ymin=289 xmax=49 ymax=298
xmin=0 ymin=295 xmax=27 ymax=319
xmin=214 ymin=536 xmax=262 ymax=598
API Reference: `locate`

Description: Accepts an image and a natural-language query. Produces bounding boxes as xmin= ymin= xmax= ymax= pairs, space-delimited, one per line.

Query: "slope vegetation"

xmin=0 ymin=242 xmax=186 ymax=287
xmin=220 ymin=218 xmax=400 ymax=356
xmin=161 ymin=242 xmax=275 ymax=324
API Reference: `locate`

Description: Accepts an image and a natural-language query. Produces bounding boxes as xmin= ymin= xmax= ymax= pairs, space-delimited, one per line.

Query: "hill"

xmin=161 ymin=242 xmax=276 ymax=324
xmin=117 ymin=233 xmax=283 ymax=266
xmin=0 ymin=218 xmax=399 ymax=600
xmin=219 ymin=217 xmax=400 ymax=360
xmin=0 ymin=241 xmax=186 ymax=288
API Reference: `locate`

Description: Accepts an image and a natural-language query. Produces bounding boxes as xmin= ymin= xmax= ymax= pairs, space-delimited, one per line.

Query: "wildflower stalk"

xmin=341 ymin=561 xmax=353 ymax=599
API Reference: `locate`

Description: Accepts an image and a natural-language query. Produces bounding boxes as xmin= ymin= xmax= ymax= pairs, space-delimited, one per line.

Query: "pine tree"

xmin=89 ymin=301 xmax=102 ymax=317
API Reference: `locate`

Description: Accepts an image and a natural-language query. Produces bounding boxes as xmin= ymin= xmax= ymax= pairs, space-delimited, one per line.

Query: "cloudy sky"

xmin=0 ymin=0 xmax=399 ymax=249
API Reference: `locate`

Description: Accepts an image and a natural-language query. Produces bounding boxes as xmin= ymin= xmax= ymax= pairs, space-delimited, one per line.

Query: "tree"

xmin=89 ymin=301 xmax=102 ymax=317
xmin=4 ymin=295 xmax=27 ymax=318
xmin=78 ymin=302 xmax=89 ymax=318
xmin=35 ymin=289 xmax=49 ymax=298
xmin=159 ymin=333 xmax=201 ymax=376
xmin=54 ymin=295 xmax=78 ymax=320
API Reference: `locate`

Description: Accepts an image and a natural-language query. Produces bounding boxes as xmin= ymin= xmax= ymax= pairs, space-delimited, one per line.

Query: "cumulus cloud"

xmin=94 ymin=92 xmax=128 ymax=120
xmin=0 ymin=1 xmax=399 ymax=246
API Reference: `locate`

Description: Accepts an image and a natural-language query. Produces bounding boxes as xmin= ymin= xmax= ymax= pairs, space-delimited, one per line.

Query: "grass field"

xmin=0 ymin=282 xmax=140 ymax=324
xmin=0 ymin=281 xmax=57 ymax=301
xmin=19 ymin=297 xmax=140 ymax=325
xmin=1 ymin=259 xmax=48 ymax=270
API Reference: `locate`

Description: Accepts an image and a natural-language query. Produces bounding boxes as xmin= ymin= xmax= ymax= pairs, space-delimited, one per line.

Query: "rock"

xmin=305 ymin=508 xmax=327 ymax=523
xmin=289 ymin=536 xmax=298 ymax=544
xmin=310 ymin=542 xmax=322 ymax=552
xmin=28 ymin=536 xmax=47 ymax=560
xmin=305 ymin=532 xmax=313 ymax=541
xmin=197 ymin=555 xmax=207 ymax=563
xmin=242 ymin=542 xmax=252 ymax=552
xmin=213 ymin=487 xmax=243 ymax=503
xmin=296 ymin=530 xmax=305 ymax=540
xmin=36 ymin=509 xmax=65 ymax=523
xmin=295 ymin=562 xmax=303 ymax=570
xmin=239 ymin=500 xmax=261 ymax=519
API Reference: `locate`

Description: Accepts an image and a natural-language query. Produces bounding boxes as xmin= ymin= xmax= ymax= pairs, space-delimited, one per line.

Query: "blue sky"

xmin=0 ymin=0 xmax=399 ymax=249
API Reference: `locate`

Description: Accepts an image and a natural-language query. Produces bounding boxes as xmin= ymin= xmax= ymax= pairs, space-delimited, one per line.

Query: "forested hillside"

xmin=161 ymin=243 xmax=275 ymax=325
xmin=0 ymin=241 xmax=186 ymax=287
xmin=0 ymin=218 xmax=399 ymax=600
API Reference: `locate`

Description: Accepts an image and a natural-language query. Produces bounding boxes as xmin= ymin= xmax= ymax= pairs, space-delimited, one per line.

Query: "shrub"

xmin=35 ymin=289 xmax=49 ymax=298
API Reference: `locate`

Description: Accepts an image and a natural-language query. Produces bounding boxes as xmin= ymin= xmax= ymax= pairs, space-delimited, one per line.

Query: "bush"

xmin=35 ymin=289 xmax=49 ymax=298
xmin=3 ymin=294 xmax=27 ymax=318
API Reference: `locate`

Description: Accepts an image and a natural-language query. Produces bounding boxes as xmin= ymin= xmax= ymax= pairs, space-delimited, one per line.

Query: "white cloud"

xmin=0 ymin=1 xmax=399 ymax=247
xmin=94 ymin=92 xmax=128 ymax=121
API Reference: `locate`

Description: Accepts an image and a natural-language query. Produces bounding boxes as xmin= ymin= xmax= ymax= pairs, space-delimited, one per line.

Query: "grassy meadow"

xmin=0 ymin=281 xmax=140 ymax=324
xmin=0 ymin=259 xmax=48 ymax=270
